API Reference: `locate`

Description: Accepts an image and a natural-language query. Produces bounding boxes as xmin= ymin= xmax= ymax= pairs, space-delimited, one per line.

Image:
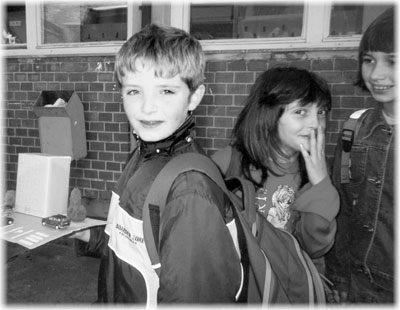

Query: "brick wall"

xmin=3 ymin=49 xmax=375 ymax=201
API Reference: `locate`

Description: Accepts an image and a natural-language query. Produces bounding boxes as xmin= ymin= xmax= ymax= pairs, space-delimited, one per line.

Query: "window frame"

xmin=3 ymin=0 xmax=370 ymax=57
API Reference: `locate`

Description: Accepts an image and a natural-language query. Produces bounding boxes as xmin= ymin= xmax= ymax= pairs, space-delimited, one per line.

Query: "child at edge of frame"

xmin=325 ymin=7 xmax=396 ymax=304
xmin=71 ymin=23 xmax=242 ymax=305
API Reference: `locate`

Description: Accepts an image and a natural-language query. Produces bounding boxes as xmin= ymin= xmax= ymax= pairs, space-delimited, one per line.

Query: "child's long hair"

xmin=232 ymin=67 xmax=331 ymax=188
xmin=114 ymin=24 xmax=205 ymax=93
xmin=355 ymin=8 xmax=395 ymax=90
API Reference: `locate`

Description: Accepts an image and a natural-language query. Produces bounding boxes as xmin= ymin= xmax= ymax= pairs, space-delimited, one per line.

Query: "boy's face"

xmin=121 ymin=64 xmax=204 ymax=142
xmin=362 ymin=51 xmax=395 ymax=105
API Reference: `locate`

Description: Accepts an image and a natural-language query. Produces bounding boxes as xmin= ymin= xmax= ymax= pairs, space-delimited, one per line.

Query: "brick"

xmin=207 ymin=61 xmax=226 ymax=72
xmin=331 ymin=84 xmax=355 ymax=96
xmin=21 ymin=83 xmax=33 ymax=91
xmin=196 ymin=116 xmax=214 ymax=127
xmin=234 ymin=72 xmax=254 ymax=83
xmin=227 ymin=60 xmax=246 ymax=71
xmin=99 ymin=152 xmax=113 ymax=161
xmin=69 ymin=73 xmax=83 ymax=81
xmin=215 ymin=117 xmax=233 ymax=128
xmin=99 ymin=132 xmax=113 ymax=141
xmin=15 ymin=73 xmax=26 ymax=81
xmin=20 ymin=63 xmax=33 ymax=72
xmin=312 ymin=59 xmax=334 ymax=71
xmin=247 ymin=60 xmax=267 ymax=71
xmin=215 ymin=72 xmax=233 ymax=83
xmin=341 ymin=96 xmax=365 ymax=108
xmin=334 ymin=59 xmax=357 ymax=71
xmin=207 ymin=128 xmax=226 ymax=138
xmin=207 ymin=106 xmax=226 ymax=117
xmin=61 ymin=62 xmax=89 ymax=72
xmin=319 ymin=71 xmax=343 ymax=83
xmin=204 ymin=72 xmax=215 ymax=83
xmin=92 ymin=161 xmax=106 ymax=170
xmin=106 ymin=162 xmax=121 ymax=172
xmin=207 ymin=83 xmax=226 ymax=95
xmin=227 ymin=83 xmax=246 ymax=94
xmin=234 ymin=95 xmax=247 ymax=106
xmin=215 ymin=95 xmax=233 ymax=106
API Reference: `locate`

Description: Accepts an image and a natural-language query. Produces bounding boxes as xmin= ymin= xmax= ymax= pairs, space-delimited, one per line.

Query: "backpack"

xmin=340 ymin=108 xmax=372 ymax=183
xmin=142 ymin=152 xmax=326 ymax=304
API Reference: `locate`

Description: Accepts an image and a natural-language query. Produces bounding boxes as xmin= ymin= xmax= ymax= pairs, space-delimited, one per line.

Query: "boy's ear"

xmin=188 ymin=84 xmax=205 ymax=111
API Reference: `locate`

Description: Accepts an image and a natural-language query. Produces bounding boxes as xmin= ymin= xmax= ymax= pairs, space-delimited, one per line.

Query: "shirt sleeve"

xmin=157 ymin=171 xmax=242 ymax=303
xmin=292 ymin=176 xmax=340 ymax=258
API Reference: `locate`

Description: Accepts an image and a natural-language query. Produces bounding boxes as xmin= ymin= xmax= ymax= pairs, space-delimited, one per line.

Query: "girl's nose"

xmin=307 ymin=113 xmax=319 ymax=129
xmin=370 ymin=61 xmax=388 ymax=80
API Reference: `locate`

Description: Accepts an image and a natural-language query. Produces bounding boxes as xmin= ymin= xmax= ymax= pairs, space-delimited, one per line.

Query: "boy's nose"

xmin=141 ymin=96 xmax=157 ymax=114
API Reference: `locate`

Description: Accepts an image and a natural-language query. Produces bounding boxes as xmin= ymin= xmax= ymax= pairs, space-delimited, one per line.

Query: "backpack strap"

xmin=142 ymin=152 xmax=230 ymax=276
xmin=340 ymin=108 xmax=371 ymax=183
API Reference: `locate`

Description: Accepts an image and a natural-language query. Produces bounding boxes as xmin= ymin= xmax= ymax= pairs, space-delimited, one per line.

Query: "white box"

xmin=15 ymin=153 xmax=72 ymax=218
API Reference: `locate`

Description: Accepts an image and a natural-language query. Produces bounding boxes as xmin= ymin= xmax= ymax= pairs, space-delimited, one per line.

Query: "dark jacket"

xmin=85 ymin=117 xmax=242 ymax=305
xmin=326 ymin=105 xmax=395 ymax=296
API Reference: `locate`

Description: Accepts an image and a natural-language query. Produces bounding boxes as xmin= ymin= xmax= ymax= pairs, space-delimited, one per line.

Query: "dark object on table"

xmin=42 ymin=214 xmax=71 ymax=230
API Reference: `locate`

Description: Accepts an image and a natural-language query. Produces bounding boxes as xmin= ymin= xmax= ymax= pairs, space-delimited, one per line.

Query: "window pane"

xmin=3 ymin=2 xmax=26 ymax=45
xmin=190 ymin=3 xmax=304 ymax=40
xmin=41 ymin=1 xmax=127 ymax=44
xmin=329 ymin=4 xmax=393 ymax=36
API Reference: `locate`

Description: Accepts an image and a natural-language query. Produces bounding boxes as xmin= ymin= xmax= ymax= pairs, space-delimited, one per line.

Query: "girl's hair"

xmin=355 ymin=8 xmax=395 ymax=90
xmin=115 ymin=24 xmax=205 ymax=92
xmin=232 ymin=66 xmax=331 ymax=187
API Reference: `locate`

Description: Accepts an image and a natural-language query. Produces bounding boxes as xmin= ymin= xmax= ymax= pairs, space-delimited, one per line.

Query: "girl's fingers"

xmin=309 ymin=128 xmax=317 ymax=157
xmin=300 ymin=143 xmax=310 ymax=160
xmin=317 ymin=125 xmax=325 ymax=155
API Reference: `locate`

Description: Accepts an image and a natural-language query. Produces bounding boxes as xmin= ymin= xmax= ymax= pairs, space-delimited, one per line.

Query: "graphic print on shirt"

xmin=255 ymin=185 xmax=296 ymax=231
xmin=105 ymin=191 xmax=159 ymax=308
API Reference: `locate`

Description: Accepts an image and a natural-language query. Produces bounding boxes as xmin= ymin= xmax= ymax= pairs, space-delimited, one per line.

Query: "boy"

xmin=73 ymin=24 xmax=242 ymax=305
xmin=325 ymin=8 xmax=395 ymax=303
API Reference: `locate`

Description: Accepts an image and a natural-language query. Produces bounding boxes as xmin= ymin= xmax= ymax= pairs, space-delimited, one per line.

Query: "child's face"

xmin=121 ymin=64 xmax=204 ymax=142
xmin=277 ymin=100 xmax=328 ymax=158
xmin=362 ymin=51 xmax=395 ymax=104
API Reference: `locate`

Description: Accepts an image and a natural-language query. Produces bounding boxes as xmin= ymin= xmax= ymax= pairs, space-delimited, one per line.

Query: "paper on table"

xmin=0 ymin=212 xmax=106 ymax=250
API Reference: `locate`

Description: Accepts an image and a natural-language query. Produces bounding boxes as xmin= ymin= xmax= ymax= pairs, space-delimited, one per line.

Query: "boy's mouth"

xmin=140 ymin=120 xmax=162 ymax=127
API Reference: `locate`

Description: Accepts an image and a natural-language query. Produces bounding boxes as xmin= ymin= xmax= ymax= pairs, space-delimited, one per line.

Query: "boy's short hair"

xmin=356 ymin=8 xmax=395 ymax=90
xmin=115 ymin=24 xmax=205 ymax=92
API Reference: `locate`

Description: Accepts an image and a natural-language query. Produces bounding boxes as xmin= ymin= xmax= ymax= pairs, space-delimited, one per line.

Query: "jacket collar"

xmin=134 ymin=114 xmax=195 ymax=158
xmin=362 ymin=105 xmax=393 ymax=138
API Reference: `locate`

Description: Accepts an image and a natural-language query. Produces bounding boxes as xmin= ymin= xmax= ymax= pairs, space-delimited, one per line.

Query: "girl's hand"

xmin=300 ymin=125 xmax=328 ymax=185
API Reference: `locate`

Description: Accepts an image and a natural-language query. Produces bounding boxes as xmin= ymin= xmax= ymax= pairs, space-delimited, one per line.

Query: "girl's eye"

xmin=318 ymin=109 xmax=328 ymax=116
xmin=362 ymin=56 xmax=374 ymax=64
xmin=295 ymin=109 xmax=307 ymax=116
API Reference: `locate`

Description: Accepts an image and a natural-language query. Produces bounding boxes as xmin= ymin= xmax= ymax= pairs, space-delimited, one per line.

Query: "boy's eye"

xmin=126 ymin=89 xmax=139 ymax=96
xmin=161 ymin=89 xmax=175 ymax=95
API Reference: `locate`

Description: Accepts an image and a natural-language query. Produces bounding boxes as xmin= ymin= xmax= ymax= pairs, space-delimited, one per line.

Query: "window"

xmin=40 ymin=1 xmax=127 ymax=45
xmin=3 ymin=2 xmax=26 ymax=46
xmin=2 ymin=1 xmax=395 ymax=56
xmin=329 ymin=4 xmax=393 ymax=37
xmin=190 ymin=4 xmax=304 ymax=40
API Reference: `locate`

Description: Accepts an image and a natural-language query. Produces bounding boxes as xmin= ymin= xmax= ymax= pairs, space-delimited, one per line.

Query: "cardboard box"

xmin=33 ymin=91 xmax=87 ymax=160
xmin=15 ymin=153 xmax=72 ymax=218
